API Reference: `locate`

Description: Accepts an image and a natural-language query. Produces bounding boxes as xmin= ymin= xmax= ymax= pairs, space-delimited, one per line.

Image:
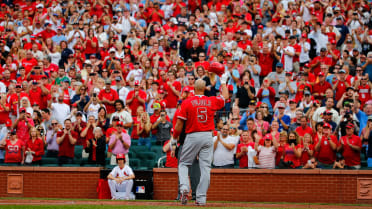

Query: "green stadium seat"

xmin=129 ymin=158 xmax=140 ymax=169
xmin=151 ymin=145 xmax=163 ymax=155
xmin=62 ymin=164 xmax=80 ymax=167
xmin=361 ymin=152 xmax=367 ymax=167
xmin=75 ymin=145 xmax=83 ymax=159
xmin=41 ymin=157 xmax=58 ymax=164
xmin=42 ymin=164 xmax=59 ymax=167
xmin=130 ymin=145 xmax=149 ymax=155
xmin=137 ymin=152 xmax=156 ymax=160
xmin=128 ymin=151 xmax=136 ymax=159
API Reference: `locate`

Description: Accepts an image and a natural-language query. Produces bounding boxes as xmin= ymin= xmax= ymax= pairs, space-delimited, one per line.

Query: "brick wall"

xmin=0 ymin=167 xmax=100 ymax=199
xmin=153 ymin=168 xmax=372 ymax=204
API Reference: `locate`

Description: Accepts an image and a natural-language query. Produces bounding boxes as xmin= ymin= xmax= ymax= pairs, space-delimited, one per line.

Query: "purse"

xmin=25 ymin=152 xmax=34 ymax=164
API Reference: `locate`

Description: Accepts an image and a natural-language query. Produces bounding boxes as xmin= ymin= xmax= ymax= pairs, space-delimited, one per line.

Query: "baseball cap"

xmin=301 ymin=33 xmax=307 ymax=38
xmin=304 ymin=63 xmax=310 ymax=68
xmin=105 ymin=79 xmax=111 ymax=85
xmin=112 ymin=116 xmax=120 ymax=121
xmin=318 ymin=72 xmax=325 ymax=77
xmin=289 ymin=99 xmax=296 ymax=103
xmin=323 ymin=110 xmax=333 ymax=115
xmin=285 ymin=72 xmax=292 ymax=76
xmin=304 ymin=90 xmax=311 ymax=95
xmin=36 ymin=3 xmax=44 ymax=8
xmin=116 ymin=121 xmax=124 ymax=127
xmin=5 ymin=119 xmax=12 ymax=127
xmin=10 ymin=129 xmax=17 ymax=135
xmin=134 ymin=80 xmax=140 ymax=86
xmin=346 ymin=123 xmax=354 ymax=129
xmin=183 ymin=86 xmax=190 ymax=92
xmin=277 ymin=103 xmax=286 ymax=108
xmin=32 ymin=80 xmax=38 ymax=85
xmin=276 ymin=62 xmax=283 ymax=68
xmin=115 ymin=76 xmax=122 ymax=81
xmin=109 ymin=48 xmax=116 ymax=53
xmin=152 ymin=102 xmax=161 ymax=110
xmin=320 ymin=47 xmax=327 ymax=52
xmin=339 ymin=69 xmax=346 ymax=74
xmin=20 ymin=107 xmax=26 ymax=113
xmin=158 ymin=89 xmax=165 ymax=94
xmin=368 ymin=115 xmax=372 ymax=121
xmin=249 ymin=100 xmax=257 ymax=105
xmin=330 ymin=39 xmax=336 ymax=44
xmin=258 ymin=25 xmax=264 ymax=29
xmin=279 ymin=90 xmax=289 ymax=95
xmin=62 ymin=78 xmax=70 ymax=83
xmin=116 ymin=153 xmax=125 ymax=160
xmin=323 ymin=123 xmax=331 ymax=129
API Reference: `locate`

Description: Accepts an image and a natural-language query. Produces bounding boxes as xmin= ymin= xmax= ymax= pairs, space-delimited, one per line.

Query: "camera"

xmin=113 ymin=70 xmax=119 ymax=74
xmin=244 ymin=82 xmax=249 ymax=85
xmin=93 ymin=93 xmax=97 ymax=97
xmin=89 ymin=73 xmax=96 ymax=76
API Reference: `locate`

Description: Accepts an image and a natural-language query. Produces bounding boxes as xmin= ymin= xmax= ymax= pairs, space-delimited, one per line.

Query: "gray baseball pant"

xmin=178 ymin=131 xmax=213 ymax=204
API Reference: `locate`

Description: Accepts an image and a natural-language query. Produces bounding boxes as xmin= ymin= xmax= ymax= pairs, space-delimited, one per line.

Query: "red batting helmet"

xmin=209 ymin=62 xmax=225 ymax=76
xmin=116 ymin=153 xmax=125 ymax=161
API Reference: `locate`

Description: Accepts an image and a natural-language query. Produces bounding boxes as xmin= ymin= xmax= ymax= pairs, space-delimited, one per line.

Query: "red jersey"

xmin=310 ymin=56 xmax=332 ymax=76
xmin=21 ymin=58 xmax=38 ymax=75
xmin=194 ymin=61 xmax=210 ymax=72
xmin=57 ymin=130 xmax=78 ymax=158
xmin=178 ymin=95 xmax=225 ymax=133
xmin=4 ymin=139 xmax=24 ymax=163
xmin=28 ymin=87 xmax=43 ymax=107
xmin=340 ymin=135 xmax=362 ymax=166
xmin=131 ymin=117 xmax=140 ymax=140
xmin=333 ymin=79 xmax=350 ymax=101
xmin=313 ymin=81 xmax=332 ymax=100
xmin=257 ymin=52 xmax=274 ymax=77
xmin=0 ymin=103 xmax=10 ymax=124
xmin=317 ymin=135 xmax=337 ymax=165
xmin=300 ymin=144 xmax=314 ymax=166
xmin=98 ymin=89 xmax=119 ymax=114
xmin=81 ymin=126 xmax=94 ymax=148
xmin=164 ymin=81 xmax=181 ymax=108
xmin=358 ymin=84 xmax=370 ymax=105
xmin=126 ymin=90 xmax=147 ymax=116
xmin=24 ymin=138 xmax=44 ymax=162
xmin=283 ymin=144 xmax=301 ymax=168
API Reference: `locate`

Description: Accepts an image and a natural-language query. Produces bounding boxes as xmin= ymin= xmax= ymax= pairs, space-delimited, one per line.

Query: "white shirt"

xmin=126 ymin=68 xmax=143 ymax=82
xmin=110 ymin=110 xmax=133 ymax=125
xmin=299 ymin=41 xmax=310 ymax=63
xmin=118 ymin=87 xmax=130 ymax=106
xmin=67 ymin=30 xmax=85 ymax=49
xmin=120 ymin=16 xmax=135 ymax=36
xmin=0 ymin=81 xmax=7 ymax=93
xmin=279 ymin=45 xmax=295 ymax=72
xmin=161 ymin=4 xmax=173 ymax=20
xmin=109 ymin=165 xmax=134 ymax=178
xmin=212 ymin=135 xmax=239 ymax=166
xmin=312 ymin=106 xmax=340 ymax=125
xmin=86 ymin=103 xmax=101 ymax=119
xmin=17 ymin=25 xmax=33 ymax=42
xmin=51 ymin=102 xmax=70 ymax=126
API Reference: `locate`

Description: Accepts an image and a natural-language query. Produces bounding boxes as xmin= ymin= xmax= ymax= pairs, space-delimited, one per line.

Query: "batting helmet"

xmin=116 ymin=153 xmax=125 ymax=160
xmin=209 ymin=62 xmax=225 ymax=76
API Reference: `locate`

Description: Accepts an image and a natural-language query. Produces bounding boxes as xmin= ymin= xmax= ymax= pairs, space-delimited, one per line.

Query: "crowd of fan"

xmin=0 ymin=0 xmax=371 ymax=169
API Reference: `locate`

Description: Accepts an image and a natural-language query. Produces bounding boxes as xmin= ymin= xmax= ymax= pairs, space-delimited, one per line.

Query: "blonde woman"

xmin=137 ymin=112 xmax=152 ymax=150
xmin=300 ymin=133 xmax=314 ymax=166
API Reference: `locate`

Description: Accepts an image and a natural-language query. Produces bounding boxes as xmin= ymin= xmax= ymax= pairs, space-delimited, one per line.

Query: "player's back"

xmin=179 ymin=95 xmax=224 ymax=134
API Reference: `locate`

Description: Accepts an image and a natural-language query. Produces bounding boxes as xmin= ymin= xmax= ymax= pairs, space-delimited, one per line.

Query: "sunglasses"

xmin=230 ymin=127 xmax=237 ymax=130
xmin=222 ymin=129 xmax=229 ymax=131
xmin=52 ymin=123 xmax=58 ymax=125
xmin=261 ymin=106 xmax=268 ymax=108
xmin=188 ymin=78 xmax=195 ymax=80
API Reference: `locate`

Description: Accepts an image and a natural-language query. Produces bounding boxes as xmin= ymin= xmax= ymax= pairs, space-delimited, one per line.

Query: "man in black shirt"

xmin=235 ymin=75 xmax=255 ymax=110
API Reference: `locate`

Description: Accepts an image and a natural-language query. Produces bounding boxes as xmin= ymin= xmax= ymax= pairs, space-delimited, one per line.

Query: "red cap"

xmin=134 ymin=80 xmax=140 ymax=86
xmin=116 ymin=153 xmax=125 ymax=160
xmin=139 ymin=3 xmax=144 ymax=8
xmin=5 ymin=119 xmax=12 ymax=127
xmin=346 ymin=123 xmax=354 ymax=129
xmin=116 ymin=121 xmax=124 ymax=126
xmin=72 ymin=103 xmax=78 ymax=107
xmin=289 ymin=99 xmax=296 ymax=103
xmin=183 ymin=86 xmax=190 ymax=92
xmin=158 ymin=89 xmax=165 ymax=94
xmin=285 ymin=72 xmax=293 ymax=76
xmin=301 ymin=33 xmax=307 ymax=38
xmin=228 ymin=84 xmax=234 ymax=91
xmin=323 ymin=123 xmax=331 ymax=129
xmin=258 ymin=25 xmax=264 ymax=29
xmin=304 ymin=63 xmax=310 ymax=68
xmin=125 ymin=45 xmax=131 ymax=49
xmin=263 ymin=134 xmax=272 ymax=141
xmin=318 ymin=72 xmax=325 ymax=76
xmin=226 ymin=52 xmax=232 ymax=57
xmin=330 ymin=39 xmax=336 ymax=44
xmin=155 ymin=28 xmax=161 ymax=32
xmin=19 ymin=107 xmax=26 ymax=113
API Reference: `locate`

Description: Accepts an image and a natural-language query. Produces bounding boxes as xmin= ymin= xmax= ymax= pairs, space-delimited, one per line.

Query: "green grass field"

xmin=0 ymin=206 xmax=265 ymax=209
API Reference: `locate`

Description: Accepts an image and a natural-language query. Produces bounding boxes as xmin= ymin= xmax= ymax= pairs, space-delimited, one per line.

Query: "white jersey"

xmin=109 ymin=165 xmax=134 ymax=178
xmin=279 ymin=45 xmax=295 ymax=72
xmin=299 ymin=41 xmax=310 ymax=63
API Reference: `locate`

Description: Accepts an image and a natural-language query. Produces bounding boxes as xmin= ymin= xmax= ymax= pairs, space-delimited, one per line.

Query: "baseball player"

xmin=107 ymin=153 xmax=135 ymax=200
xmin=173 ymin=74 xmax=229 ymax=206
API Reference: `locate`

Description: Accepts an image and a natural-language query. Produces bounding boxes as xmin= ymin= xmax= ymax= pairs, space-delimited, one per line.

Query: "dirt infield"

xmin=0 ymin=199 xmax=371 ymax=208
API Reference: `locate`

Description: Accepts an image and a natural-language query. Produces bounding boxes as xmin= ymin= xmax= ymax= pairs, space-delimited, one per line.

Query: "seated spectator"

xmin=85 ymin=127 xmax=106 ymax=166
xmin=303 ymin=157 xmax=320 ymax=169
xmin=0 ymin=129 xmax=24 ymax=164
xmin=56 ymin=119 xmax=78 ymax=165
xmin=45 ymin=120 xmax=60 ymax=157
xmin=107 ymin=154 xmax=135 ymax=200
xmin=212 ymin=124 xmax=238 ymax=168
xmin=333 ymin=155 xmax=346 ymax=169
xmin=337 ymin=123 xmax=362 ymax=169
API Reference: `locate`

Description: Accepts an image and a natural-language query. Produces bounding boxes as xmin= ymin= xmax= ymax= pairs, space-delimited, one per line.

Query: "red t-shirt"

xmin=126 ymin=90 xmax=147 ymax=116
xmin=313 ymin=81 xmax=332 ymax=100
xmin=300 ymin=144 xmax=314 ymax=166
xmin=24 ymin=138 xmax=44 ymax=162
xmin=57 ymin=130 xmax=78 ymax=158
xmin=0 ymin=103 xmax=10 ymax=124
xmin=178 ymin=95 xmax=225 ymax=133
xmin=310 ymin=56 xmax=332 ymax=76
xmin=21 ymin=58 xmax=38 ymax=75
xmin=81 ymin=126 xmax=94 ymax=148
xmin=295 ymin=126 xmax=313 ymax=137
xmin=340 ymin=135 xmax=362 ymax=166
xmin=358 ymin=84 xmax=370 ymax=105
xmin=163 ymin=140 xmax=178 ymax=168
xmin=317 ymin=135 xmax=337 ymax=165
xmin=98 ymin=89 xmax=119 ymax=114
xmin=131 ymin=117 xmax=140 ymax=140
xmin=283 ymin=144 xmax=301 ymax=168
xmin=84 ymin=37 xmax=98 ymax=54
xmin=257 ymin=52 xmax=274 ymax=77
xmin=5 ymin=139 xmax=24 ymax=163
xmin=29 ymin=87 xmax=43 ymax=107
xmin=164 ymin=81 xmax=181 ymax=108
xmin=236 ymin=142 xmax=254 ymax=168
xmin=332 ymin=79 xmax=350 ymax=101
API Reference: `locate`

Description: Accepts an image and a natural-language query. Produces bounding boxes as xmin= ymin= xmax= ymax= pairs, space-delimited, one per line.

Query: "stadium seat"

xmin=128 ymin=151 xmax=136 ymax=159
xmin=151 ymin=145 xmax=163 ymax=155
xmin=137 ymin=152 xmax=156 ymax=160
xmin=75 ymin=145 xmax=83 ymax=160
xmin=129 ymin=158 xmax=140 ymax=169
xmin=361 ymin=152 xmax=367 ymax=167
xmin=130 ymin=145 xmax=149 ymax=155
xmin=41 ymin=157 xmax=58 ymax=165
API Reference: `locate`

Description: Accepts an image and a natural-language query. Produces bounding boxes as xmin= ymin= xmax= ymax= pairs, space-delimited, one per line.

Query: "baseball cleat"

xmin=195 ymin=201 xmax=206 ymax=206
xmin=180 ymin=190 xmax=188 ymax=205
